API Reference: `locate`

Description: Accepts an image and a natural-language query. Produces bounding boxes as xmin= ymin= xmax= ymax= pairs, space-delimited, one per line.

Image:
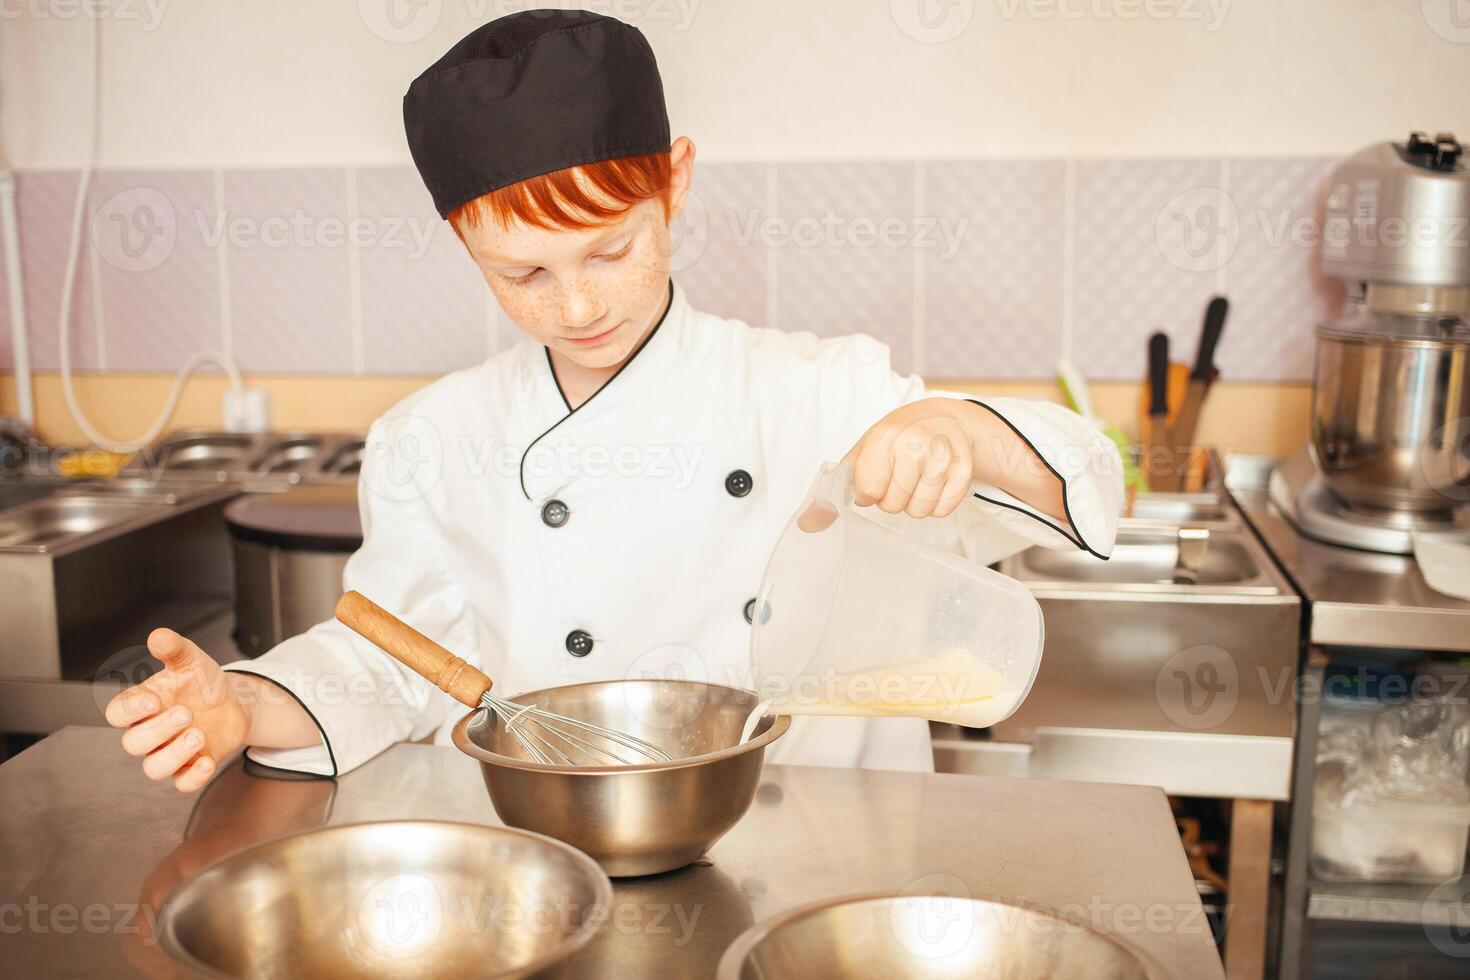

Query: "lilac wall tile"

xmin=1220 ymin=157 xmax=1344 ymax=382
xmin=773 ymin=162 xmax=916 ymax=374
xmin=90 ymin=170 xmax=222 ymax=372
xmin=355 ymin=167 xmax=490 ymax=375
xmin=924 ymin=160 xmax=1066 ymax=379
xmin=222 ymin=168 xmax=354 ymax=373
xmin=1071 ymin=159 xmax=1225 ymax=382
xmin=675 ymin=162 xmax=768 ymax=326
xmin=18 ymin=171 xmax=101 ymax=370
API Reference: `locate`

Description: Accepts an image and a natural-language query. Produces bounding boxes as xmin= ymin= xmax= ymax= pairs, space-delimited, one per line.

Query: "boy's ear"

xmin=666 ymin=136 xmax=697 ymax=222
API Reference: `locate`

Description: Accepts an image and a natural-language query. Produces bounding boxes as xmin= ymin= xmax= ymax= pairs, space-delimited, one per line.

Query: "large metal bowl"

xmin=716 ymin=893 xmax=1173 ymax=979
xmin=159 ymin=820 xmax=611 ymax=979
xmin=452 ymin=679 xmax=790 ymax=877
xmin=1312 ymin=319 xmax=1470 ymax=513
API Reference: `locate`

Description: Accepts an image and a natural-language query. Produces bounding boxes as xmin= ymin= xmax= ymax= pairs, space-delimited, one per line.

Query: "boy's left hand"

xmin=844 ymin=398 xmax=976 ymax=519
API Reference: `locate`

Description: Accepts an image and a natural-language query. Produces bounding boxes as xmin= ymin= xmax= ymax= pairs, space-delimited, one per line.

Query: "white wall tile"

xmin=924 ymin=160 xmax=1066 ymax=379
xmin=355 ymin=167 xmax=490 ymax=375
xmin=222 ymin=168 xmax=355 ymax=374
xmin=1071 ymin=158 xmax=1225 ymax=382
xmin=675 ymin=162 xmax=769 ymax=327
xmin=773 ymin=162 xmax=916 ymax=373
xmin=1220 ymin=157 xmax=1344 ymax=382
xmin=90 ymin=170 xmax=222 ymax=372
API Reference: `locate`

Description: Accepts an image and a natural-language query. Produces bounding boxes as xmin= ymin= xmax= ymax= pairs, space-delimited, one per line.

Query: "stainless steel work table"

xmin=3 ymin=727 xmax=1224 ymax=978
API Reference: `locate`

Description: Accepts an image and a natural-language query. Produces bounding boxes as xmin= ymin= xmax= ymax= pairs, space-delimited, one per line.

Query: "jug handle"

xmin=796 ymin=459 xmax=855 ymax=533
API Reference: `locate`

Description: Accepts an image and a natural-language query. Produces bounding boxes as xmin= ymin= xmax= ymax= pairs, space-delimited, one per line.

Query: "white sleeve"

xmin=936 ymin=393 xmax=1125 ymax=565
xmin=810 ymin=334 xmax=1123 ymax=567
xmin=222 ymin=415 xmax=478 ymax=777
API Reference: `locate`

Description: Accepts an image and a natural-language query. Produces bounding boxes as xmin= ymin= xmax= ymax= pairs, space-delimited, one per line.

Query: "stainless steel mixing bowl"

xmin=159 ymin=820 xmax=611 ymax=979
xmin=452 ymin=679 xmax=790 ymax=877
xmin=1312 ymin=317 xmax=1470 ymax=513
xmin=716 ymin=893 xmax=1172 ymax=979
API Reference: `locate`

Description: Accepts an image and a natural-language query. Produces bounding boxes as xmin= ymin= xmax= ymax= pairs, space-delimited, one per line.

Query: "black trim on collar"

xmin=519 ymin=279 xmax=675 ymax=500
xmin=228 ymin=668 xmax=340 ymax=779
xmin=547 ymin=347 xmax=573 ymax=413
xmin=965 ymin=399 xmax=1109 ymax=561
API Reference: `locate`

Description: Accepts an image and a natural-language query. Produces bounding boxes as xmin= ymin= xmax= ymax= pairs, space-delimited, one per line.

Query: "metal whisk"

xmin=336 ymin=591 xmax=673 ymax=767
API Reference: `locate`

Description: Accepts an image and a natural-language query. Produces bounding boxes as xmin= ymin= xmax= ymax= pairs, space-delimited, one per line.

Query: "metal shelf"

xmin=1307 ymin=874 xmax=1470 ymax=926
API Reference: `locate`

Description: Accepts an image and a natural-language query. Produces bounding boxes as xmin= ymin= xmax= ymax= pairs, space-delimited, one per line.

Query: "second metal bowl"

xmin=717 ymin=893 xmax=1172 ymax=979
xmin=159 ymin=820 xmax=611 ymax=979
xmin=453 ymin=679 xmax=790 ymax=877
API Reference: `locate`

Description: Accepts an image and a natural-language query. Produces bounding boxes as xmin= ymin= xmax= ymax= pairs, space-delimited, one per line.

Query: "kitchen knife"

xmin=1144 ymin=331 xmax=1171 ymax=490
xmin=1162 ymin=296 xmax=1229 ymax=491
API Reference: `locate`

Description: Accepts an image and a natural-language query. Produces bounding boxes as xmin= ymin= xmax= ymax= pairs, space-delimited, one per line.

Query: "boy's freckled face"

xmin=459 ymin=197 xmax=674 ymax=371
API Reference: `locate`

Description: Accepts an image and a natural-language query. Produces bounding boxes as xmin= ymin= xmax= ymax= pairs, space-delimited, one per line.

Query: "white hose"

xmin=56 ymin=14 xmax=242 ymax=453
xmin=1 ymin=170 xmax=32 ymax=423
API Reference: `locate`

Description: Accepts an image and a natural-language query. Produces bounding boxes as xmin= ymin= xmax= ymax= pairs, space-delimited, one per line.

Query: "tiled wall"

xmin=0 ymin=158 xmax=1343 ymax=383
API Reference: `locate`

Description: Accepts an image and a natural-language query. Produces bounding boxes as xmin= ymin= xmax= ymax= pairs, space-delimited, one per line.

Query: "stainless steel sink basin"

xmin=156 ymin=433 xmax=259 ymax=470
xmin=246 ymin=434 xmax=326 ymax=475
xmin=993 ymin=502 xmax=1301 ymax=743
xmin=1124 ymin=496 xmax=1230 ymax=524
xmin=0 ymin=484 xmax=237 ymax=554
xmin=320 ymin=437 xmax=364 ymax=476
xmin=1015 ymin=526 xmax=1261 ymax=587
xmin=123 ymin=429 xmax=269 ymax=481
xmin=124 ymin=430 xmax=363 ymax=486
xmin=53 ymin=478 xmax=219 ymax=505
xmin=0 ymin=481 xmax=65 ymax=513
xmin=0 ymin=498 xmax=164 ymax=552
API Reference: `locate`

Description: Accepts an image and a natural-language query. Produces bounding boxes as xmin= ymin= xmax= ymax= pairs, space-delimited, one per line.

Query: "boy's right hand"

xmin=105 ymin=628 xmax=251 ymax=793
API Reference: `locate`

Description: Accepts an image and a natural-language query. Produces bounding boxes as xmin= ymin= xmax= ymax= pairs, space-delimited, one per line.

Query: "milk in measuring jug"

xmin=741 ymin=649 xmax=1025 ymax=742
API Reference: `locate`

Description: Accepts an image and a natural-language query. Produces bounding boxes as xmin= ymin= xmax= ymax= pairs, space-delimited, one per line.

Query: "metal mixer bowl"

xmin=452 ymin=679 xmax=790 ymax=877
xmin=1312 ymin=317 xmax=1470 ymax=514
xmin=716 ymin=894 xmax=1172 ymax=979
xmin=159 ymin=820 xmax=611 ymax=979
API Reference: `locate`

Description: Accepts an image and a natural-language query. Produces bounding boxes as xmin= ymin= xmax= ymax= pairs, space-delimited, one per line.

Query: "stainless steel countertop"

xmin=1232 ymin=483 xmax=1470 ymax=652
xmin=2 ymin=727 xmax=1223 ymax=979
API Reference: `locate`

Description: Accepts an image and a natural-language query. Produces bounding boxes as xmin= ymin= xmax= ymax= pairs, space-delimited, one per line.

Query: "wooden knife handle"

xmin=334 ymin=590 xmax=491 ymax=708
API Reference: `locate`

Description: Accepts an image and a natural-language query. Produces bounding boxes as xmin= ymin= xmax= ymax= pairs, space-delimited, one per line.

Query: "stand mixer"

xmin=1270 ymin=132 xmax=1470 ymax=555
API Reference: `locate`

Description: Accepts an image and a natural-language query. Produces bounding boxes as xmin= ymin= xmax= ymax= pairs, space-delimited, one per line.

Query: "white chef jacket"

xmin=224 ymin=281 xmax=1122 ymax=777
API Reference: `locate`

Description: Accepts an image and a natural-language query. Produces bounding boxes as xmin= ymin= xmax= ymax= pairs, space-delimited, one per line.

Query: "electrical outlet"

xmin=222 ymin=388 xmax=272 ymax=433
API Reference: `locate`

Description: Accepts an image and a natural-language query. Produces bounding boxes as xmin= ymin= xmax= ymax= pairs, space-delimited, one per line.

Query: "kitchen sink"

xmin=993 ymin=500 xmax=1301 ymax=744
xmin=1124 ymin=496 xmax=1230 ymax=523
xmin=123 ymin=430 xmax=269 ymax=480
xmin=320 ymin=438 xmax=364 ymax=476
xmin=123 ymin=430 xmax=362 ymax=486
xmin=246 ymin=435 xmax=326 ymax=476
xmin=1015 ymin=525 xmax=1262 ymax=587
xmin=0 ymin=484 xmax=237 ymax=555
xmin=0 ymin=498 xmax=145 ymax=550
xmin=0 ymin=481 xmax=65 ymax=513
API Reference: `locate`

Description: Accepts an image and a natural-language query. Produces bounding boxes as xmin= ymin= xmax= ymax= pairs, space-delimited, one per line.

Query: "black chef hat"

xmin=404 ymin=9 xmax=671 ymax=219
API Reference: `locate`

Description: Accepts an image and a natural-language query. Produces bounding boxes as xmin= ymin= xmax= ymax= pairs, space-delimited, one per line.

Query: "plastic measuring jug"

xmin=745 ymin=460 xmax=1045 ymax=734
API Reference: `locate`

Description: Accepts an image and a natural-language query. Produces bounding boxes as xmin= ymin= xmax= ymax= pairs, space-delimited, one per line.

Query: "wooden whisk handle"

xmin=334 ymin=590 xmax=492 ymax=708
